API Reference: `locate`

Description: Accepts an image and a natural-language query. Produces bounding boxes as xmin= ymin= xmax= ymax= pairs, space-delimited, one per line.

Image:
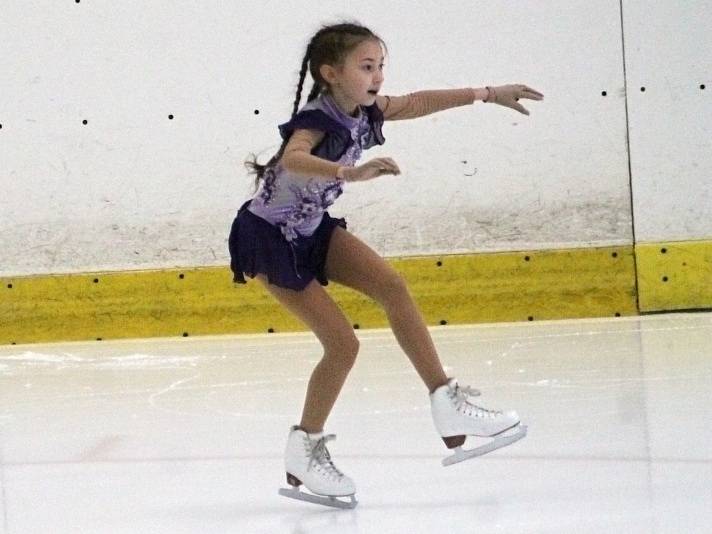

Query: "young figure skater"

xmin=229 ymin=22 xmax=543 ymax=508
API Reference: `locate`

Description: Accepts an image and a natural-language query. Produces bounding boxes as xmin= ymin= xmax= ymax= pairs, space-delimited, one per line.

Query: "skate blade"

xmin=278 ymin=487 xmax=358 ymax=509
xmin=442 ymin=424 xmax=527 ymax=466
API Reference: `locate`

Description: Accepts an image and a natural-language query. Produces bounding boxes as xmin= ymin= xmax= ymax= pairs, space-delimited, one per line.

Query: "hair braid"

xmin=306 ymin=81 xmax=322 ymax=103
xmin=291 ymin=45 xmax=312 ymax=118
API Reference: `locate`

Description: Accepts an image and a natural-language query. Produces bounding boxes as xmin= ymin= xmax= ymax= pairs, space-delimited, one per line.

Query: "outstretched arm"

xmin=375 ymin=88 xmax=485 ymax=121
xmin=376 ymin=84 xmax=544 ymax=120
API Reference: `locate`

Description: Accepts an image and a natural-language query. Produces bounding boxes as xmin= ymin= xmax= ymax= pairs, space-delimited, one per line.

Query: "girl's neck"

xmin=326 ymin=91 xmax=361 ymax=118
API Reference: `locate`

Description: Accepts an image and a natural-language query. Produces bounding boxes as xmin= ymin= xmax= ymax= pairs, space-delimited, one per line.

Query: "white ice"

xmin=1 ymin=312 xmax=711 ymax=533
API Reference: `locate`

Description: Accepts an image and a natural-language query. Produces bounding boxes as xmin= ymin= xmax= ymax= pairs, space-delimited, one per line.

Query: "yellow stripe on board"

xmin=1 ymin=245 xmax=637 ymax=345
xmin=635 ymin=240 xmax=712 ymax=312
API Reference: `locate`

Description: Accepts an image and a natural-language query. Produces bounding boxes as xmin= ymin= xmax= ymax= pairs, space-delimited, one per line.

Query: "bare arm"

xmin=280 ymin=88 xmax=487 ymax=176
xmin=279 ymin=128 xmax=400 ymax=182
xmin=375 ymin=87 xmax=490 ymax=120
xmin=279 ymin=129 xmax=342 ymax=180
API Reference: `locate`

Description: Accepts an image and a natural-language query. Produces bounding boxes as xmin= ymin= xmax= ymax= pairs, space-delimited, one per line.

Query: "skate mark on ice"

xmin=144 ymin=376 xmax=301 ymax=419
xmin=147 ymin=374 xmax=201 ymax=416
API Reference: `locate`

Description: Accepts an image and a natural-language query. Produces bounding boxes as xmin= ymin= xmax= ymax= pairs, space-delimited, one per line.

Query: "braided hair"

xmin=245 ymin=22 xmax=386 ymax=190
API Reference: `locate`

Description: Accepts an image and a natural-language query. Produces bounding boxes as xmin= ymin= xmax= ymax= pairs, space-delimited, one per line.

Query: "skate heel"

xmin=286 ymin=473 xmax=302 ymax=487
xmin=442 ymin=435 xmax=466 ymax=449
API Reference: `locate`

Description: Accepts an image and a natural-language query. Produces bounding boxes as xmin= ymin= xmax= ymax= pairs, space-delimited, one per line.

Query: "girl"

xmin=229 ymin=22 xmax=543 ymax=508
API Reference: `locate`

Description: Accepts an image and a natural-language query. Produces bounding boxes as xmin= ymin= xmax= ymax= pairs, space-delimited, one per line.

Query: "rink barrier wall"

xmin=1 ymin=245 xmax=638 ymax=345
xmin=635 ymin=239 xmax=712 ymax=312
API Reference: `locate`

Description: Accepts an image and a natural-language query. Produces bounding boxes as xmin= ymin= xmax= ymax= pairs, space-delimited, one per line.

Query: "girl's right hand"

xmin=339 ymin=157 xmax=401 ymax=182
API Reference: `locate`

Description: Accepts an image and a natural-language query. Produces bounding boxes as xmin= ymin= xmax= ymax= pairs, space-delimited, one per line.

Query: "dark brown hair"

xmin=245 ymin=22 xmax=386 ymax=190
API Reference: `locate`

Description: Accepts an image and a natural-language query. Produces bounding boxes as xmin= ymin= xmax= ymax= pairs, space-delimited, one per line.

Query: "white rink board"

xmin=623 ymin=2 xmax=712 ymax=242
xmin=0 ymin=0 xmax=632 ymax=276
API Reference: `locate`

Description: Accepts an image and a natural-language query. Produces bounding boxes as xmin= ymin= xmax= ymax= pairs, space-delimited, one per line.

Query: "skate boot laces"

xmin=305 ymin=434 xmax=344 ymax=481
xmin=451 ymin=383 xmax=502 ymax=419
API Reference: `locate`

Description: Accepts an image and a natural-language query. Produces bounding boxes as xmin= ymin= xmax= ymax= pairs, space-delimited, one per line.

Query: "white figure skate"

xmin=430 ymin=378 xmax=527 ymax=466
xmin=278 ymin=426 xmax=357 ymax=509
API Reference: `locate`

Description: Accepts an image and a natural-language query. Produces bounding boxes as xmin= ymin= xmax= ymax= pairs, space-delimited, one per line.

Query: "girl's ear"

xmin=319 ymin=64 xmax=339 ymax=85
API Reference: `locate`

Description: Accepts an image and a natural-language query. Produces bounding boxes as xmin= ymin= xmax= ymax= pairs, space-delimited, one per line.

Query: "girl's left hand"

xmin=485 ymin=84 xmax=544 ymax=115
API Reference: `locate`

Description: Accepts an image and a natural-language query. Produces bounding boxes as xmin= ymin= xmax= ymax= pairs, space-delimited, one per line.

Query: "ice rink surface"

xmin=1 ymin=312 xmax=710 ymax=534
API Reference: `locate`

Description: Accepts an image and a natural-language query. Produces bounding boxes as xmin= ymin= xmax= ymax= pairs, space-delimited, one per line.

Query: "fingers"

xmin=349 ymin=158 xmax=402 ymax=181
xmin=373 ymin=157 xmax=401 ymax=175
xmin=385 ymin=157 xmax=401 ymax=175
xmin=502 ymin=84 xmax=541 ymax=114
xmin=519 ymin=84 xmax=544 ymax=100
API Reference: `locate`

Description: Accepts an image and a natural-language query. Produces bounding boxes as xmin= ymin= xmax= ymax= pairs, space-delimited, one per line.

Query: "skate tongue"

xmin=459 ymin=385 xmax=481 ymax=397
xmin=449 ymin=378 xmax=480 ymax=397
xmin=291 ymin=425 xmax=324 ymax=440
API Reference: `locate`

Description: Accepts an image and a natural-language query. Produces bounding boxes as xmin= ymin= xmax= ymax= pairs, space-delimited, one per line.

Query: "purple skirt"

xmin=228 ymin=200 xmax=347 ymax=291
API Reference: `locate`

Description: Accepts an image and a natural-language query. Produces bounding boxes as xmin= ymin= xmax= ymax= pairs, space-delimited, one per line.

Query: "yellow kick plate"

xmin=1 ymin=245 xmax=637 ymax=345
xmin=635 ymin=240 xmax=712 ymax=312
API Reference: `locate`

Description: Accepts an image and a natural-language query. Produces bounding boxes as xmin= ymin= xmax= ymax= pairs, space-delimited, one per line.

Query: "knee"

xmin=324 ymin=334 xmax=360 ymax=368
xmin=340 ymin=334 xmax=360 ymax=367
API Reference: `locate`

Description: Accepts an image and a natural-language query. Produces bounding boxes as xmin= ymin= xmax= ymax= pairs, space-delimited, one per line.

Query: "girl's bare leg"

xmin=257 ymin=275 xmax=359 ymax=434
xmin=325 ymin=227 xmax=449 ymax=393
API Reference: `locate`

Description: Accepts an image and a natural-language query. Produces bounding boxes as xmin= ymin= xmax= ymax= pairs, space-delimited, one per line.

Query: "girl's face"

xmin=322 ymin=39 xmax=385 ymax=113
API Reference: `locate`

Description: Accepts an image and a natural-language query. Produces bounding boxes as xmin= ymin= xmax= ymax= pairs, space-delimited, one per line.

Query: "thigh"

xmin=256 ymin=275 xmax=356 ymax=350
xmin=325 ymin=226 xmax=405 ymax=302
